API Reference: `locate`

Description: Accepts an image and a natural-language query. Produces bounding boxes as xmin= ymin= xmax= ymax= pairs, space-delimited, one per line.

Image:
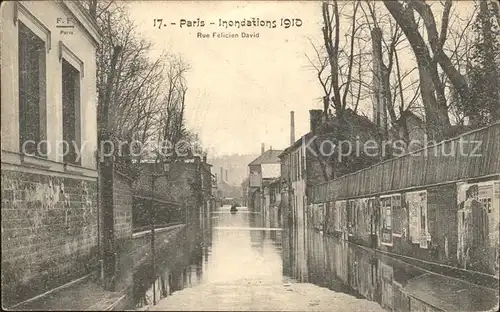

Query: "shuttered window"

xmin=62 ymin=59 xmax=81 ymax=164
xmin=18 ymin=22 xmax=46 ymax=156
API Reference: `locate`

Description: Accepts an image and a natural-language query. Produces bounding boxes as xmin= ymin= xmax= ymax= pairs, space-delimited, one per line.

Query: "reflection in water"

xmin=131 ymin=206 xmax=498 ymax=311
xmin=280 ymin=227 xmax=499 ymax=312
xmin=132 ymin=218 xmax=210 ymax=309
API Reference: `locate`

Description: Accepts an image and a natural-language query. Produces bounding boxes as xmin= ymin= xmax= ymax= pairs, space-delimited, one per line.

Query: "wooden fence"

xmin=312 ymin=122 xmax=500 ymax=203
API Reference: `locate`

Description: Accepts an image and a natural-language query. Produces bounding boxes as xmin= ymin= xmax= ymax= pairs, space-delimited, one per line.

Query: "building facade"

xmin=247 ymin=147 xmax=283 ymax=214
xmin=310 ymin=122 xmax=500 ymax=278
xmin=279 ymin=136 xmax=308 ymax=229
xmin=1 ymin=1 xmax=102 ymax=306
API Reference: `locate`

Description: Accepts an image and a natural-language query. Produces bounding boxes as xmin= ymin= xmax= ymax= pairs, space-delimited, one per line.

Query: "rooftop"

xmin=248 ymin=149 xmax=283 ymax=166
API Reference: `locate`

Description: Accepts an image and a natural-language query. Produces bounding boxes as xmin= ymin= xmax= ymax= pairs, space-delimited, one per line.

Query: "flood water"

xmin=131 ymin=206 xmax=499 ymax=311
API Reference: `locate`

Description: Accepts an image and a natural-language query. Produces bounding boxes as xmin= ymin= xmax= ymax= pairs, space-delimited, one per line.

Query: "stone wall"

xmin=113 ymin=171 xmax=133 ymax=251
xmin=133 ymin=162 xmax=204 ymax=227
xmin=309 ymin=178 xmax=500 ymax=278
xmin=1 ymin=168 xmax=98 ymax=306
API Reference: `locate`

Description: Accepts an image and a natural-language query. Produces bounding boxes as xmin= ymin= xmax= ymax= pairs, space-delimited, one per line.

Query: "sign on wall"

xmin=335 ymin=200 xmax=346 ymax=233
xmin=406 ymin=190 xmax=428 ymax=248
xmin=358 ymin=198 xmax=370 ymax=238
xmin=379 ymin=195 xmax=393 ymax=246
xmin=249 ymin=172 xmax=261 ymax=188
xmin=367 ymin=197 xmax=377 ymax=235
xmin=457 ymin=180 xmax=500 ymax=276
xmin=318 ymin=203 xmax=324 ymax=229
xmin=391 ymin=194 xmax=403 ymax=237
xmin=347 ymin=200 xmax=357 ymax=236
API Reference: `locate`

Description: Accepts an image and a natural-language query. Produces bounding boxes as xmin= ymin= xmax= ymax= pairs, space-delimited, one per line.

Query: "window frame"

xmin=17 ymin=20 xmax=48 ymax=158
xmin=61 ymin=58 xmax=82 ymax=165
xmin=14 ymin=2 xmax=51 ymax=53
xmin=58 ymin=41 xmax=84 ymax=166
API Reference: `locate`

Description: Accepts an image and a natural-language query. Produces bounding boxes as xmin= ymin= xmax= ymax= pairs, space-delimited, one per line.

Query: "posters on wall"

xmin=347 ymin=200 xmax=358 ymax=236
xmin=335 ymin=200 xmax=346 ymax=234
xmin=318 ymin=203 xmax=324 ymax=230
xmin=406 ymin=190 xmax=429 ymax=248
xmin=391 ymin=195 xmax=403 ymax=237
xmin=327 ymin=201 xmax=335 ymax=233
xmin=358 ymin=198 xmax=370 ymax=238
xmin=456 ymin=180 xmax=499 ymax=276
xmin=419 ymin=192 xmax=429 ymax=249
xmin=367 ymin=197 xmax=377 ymax=235
xmin=380 ymin=195 xmax=393 ymax=246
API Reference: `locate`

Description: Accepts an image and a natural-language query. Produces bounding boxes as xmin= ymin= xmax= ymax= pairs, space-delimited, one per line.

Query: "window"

xmin=297 ymin=150 xmax=301 ymax=180
xmin=62 ymin=59 xmax=81 ymax=164
xmin=294 ymin=151 xmax=299 ymax=181
xmin=300 ymin=147 xmax=305 ymax=179
xmin=18 ymin=22 xmax=46 ymax=156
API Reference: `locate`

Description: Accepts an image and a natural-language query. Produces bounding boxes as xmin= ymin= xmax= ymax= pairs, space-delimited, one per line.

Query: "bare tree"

xmin=81 ymin=1 xmax=197 ymax=169
xmin=320 ymin=0 xmax=364 ymax=117
xmin=361 ymin=0 xmax=421 ymax=142
xmin=382 ymin=0 xmax=478 ymax=140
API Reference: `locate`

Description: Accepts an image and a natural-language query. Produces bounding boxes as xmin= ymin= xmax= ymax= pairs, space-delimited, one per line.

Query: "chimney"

xmin=290 ymin=111 xmax=295 ymax=145
xmin=309 ymin=109 xmax=323 ymax=133
xmin=322 ymin=96 xmax=329 ymax=119
xmin=225 ymin=169 xmax=228 ymax=182
xmin=261 ymin=143 xmax=265 ymax=155
xmin=220 ymin=166 xmax=224 ymax=182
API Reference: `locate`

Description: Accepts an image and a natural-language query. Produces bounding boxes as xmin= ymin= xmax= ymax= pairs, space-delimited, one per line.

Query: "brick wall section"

xmin=1 ymin=169 xmax=98 ymax=306
xmin=134 ymin=163 xmax=197 ymax=205
xmin=113 ymin=171 xmax=133 ymax=251
xmin=133 ymin=162 xmax=204 ymax=225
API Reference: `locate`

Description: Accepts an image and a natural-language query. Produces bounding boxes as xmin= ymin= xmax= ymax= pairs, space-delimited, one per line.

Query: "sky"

xmin=127 ymin=1 xmax=327 ymax=156
xmin=126 ymin=1 xmax=476 ymax=157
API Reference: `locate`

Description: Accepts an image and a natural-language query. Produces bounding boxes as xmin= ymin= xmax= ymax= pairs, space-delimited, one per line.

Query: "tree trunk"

xmin=417 ymin=61 xmax=450 ymax=141
xmin=383 ymin=0 xmax=451 ymax=141
xmin=99 ymin=46 xmax=122 ymax=143
xmin=321 ymin=0 xmax=344 ymax=117
xmin=89 ymin=0 xmax=98 ymax=19
xmin=411 ymin=0 xmax=471 ymax=108
xmin=480 ymin=0 xmax=500 ymax=122
xmin=371 ymin=27 xmax=389 ymax=137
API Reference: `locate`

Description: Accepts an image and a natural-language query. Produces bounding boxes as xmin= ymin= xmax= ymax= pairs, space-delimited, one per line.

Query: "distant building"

xmin=279 ymin=133 xmax=309 ymax=229
xmin=280 ymin=109 xmax=382 ymax=229
xmin=247 ymin=146 xmax=283 ymax=213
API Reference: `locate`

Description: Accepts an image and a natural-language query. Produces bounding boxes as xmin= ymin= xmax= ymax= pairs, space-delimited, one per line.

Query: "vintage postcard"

xmin=1 ymin=0 xmax=499 ymax=311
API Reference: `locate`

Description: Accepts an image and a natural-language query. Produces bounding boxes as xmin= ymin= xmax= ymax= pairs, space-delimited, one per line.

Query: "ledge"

xmin=1 ymin=149 xmax=98 ymax=179
xmin=132 ymin=224 xmax=185 ymax=239
xmin=59 ymin=41 xmax=85 ymax=78
xmin=14 ymin=2 xmax=51 ymax=52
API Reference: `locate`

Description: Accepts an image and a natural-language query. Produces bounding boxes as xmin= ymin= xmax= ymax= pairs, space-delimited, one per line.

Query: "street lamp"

xmin=150 ymin=159 xmax=170 ymax=305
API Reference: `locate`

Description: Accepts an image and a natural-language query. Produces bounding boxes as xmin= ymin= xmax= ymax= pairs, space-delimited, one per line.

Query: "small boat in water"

xmin=230 ymin=204 xmax=238 ymax=213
